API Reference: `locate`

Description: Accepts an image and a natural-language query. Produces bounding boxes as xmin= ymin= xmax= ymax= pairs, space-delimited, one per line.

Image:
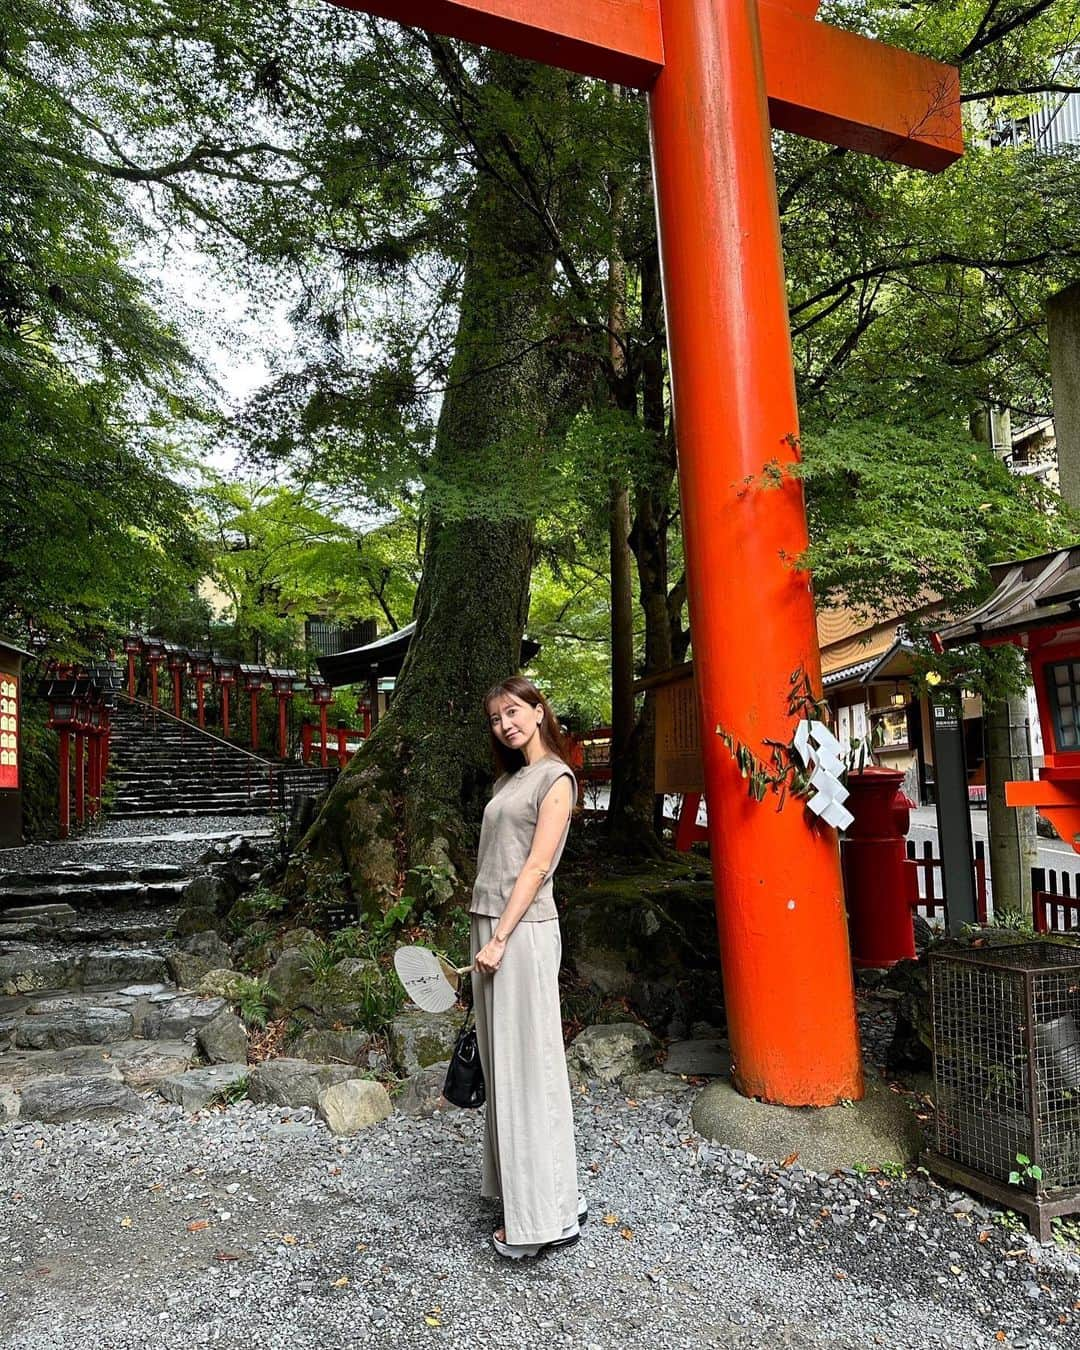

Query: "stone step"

xmin=0 ymin=988 xmax=230 ymax=1053
xmin=0 ymin=946 xmax=174 ymax=995
xmin=0 ymin=863 xmax=189 ymax=889
xmin=108 ymin=804 xmax=272 ymax=820
xmin=0 ymin=880 xmax=189 ymax=914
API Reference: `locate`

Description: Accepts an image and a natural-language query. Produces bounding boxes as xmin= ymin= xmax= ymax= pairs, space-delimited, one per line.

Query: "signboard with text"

xmin=0 ymin=673 xmax=17 ymax=790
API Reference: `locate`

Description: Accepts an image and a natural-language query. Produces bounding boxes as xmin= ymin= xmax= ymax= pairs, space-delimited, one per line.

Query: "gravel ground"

xmin=2 ymin=1087 xmax=1078 ymax=1350
xmin=0 ymin=817 xmax=277 ymax=873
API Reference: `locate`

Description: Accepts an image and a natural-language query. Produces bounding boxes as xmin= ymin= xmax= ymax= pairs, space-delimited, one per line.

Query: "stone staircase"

xmin=0 ymin=857 xmax=249 ymax=1122
xmin=107 ymin=697 xmax=332 ymax=820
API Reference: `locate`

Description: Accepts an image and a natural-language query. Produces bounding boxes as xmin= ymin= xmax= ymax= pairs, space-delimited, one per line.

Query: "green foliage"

xmin=228 ymin=886 xmax=285 ymax=937
xmin=1008 ymin=1152 xmax=1044 ymax=1186
xmin=208 ymin=1076 xmax=250 ymax=1107
xmin=229 ymin=976 xmax=277 ymax=1031
xmin=791 ymin=421 xmax=1077 ymax=618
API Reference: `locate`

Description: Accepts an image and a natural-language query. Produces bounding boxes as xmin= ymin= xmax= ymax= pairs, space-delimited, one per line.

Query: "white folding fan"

xmin=393 ymin=946 xmax=474 ymax=1013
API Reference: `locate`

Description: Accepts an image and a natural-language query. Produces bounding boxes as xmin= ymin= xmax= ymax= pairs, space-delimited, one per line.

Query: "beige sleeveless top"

xmin=469 ymin=756 xmax=576 ymax=922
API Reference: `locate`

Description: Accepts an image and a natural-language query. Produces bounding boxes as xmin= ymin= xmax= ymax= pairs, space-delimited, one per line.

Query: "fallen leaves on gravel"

xmin=331 ymin=1276 xmax=349 ymax=1288
xmin=119 ymin=1216 xmax=132 ymax=1228
xmin=781 ymin=1152 xmax=799 ymax=1168
xmin=619 ymin=1228 xmax=633 ymax=1241
xmin=602 ymin=1214 xmax=619 ymax=1226
xmin=187 ymin=1220 xmax=210 ymax=1232
xmin=215 ymin=1252 xmax=242 ymax=1262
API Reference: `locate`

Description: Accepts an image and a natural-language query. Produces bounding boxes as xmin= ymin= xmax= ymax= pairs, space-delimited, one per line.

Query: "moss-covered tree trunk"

xmin=289 ymin=56 xmax=569 ymax=920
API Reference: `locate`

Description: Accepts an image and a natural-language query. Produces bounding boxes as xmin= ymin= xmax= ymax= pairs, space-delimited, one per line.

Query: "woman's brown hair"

xmin=484 ymin=675 xmax=575 ymax=777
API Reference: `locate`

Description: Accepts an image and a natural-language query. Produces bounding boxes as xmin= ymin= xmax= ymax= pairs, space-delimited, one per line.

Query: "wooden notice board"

xmin=638 ymin=662 xmax=705 ymax=794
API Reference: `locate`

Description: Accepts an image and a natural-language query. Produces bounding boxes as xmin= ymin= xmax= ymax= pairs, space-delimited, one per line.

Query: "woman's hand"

xmin=474 ymin=934 xmax=507 ymax=975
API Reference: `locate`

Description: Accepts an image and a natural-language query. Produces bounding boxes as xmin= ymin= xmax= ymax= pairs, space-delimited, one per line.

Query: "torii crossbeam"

xmin=329 ymin=0 xmax=963 ymax=1105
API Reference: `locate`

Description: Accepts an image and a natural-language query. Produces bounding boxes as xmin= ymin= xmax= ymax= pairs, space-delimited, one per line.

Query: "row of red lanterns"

xmin=121 ymin=635 xmax=335 ymax=759
xmin=37 ymin=663 xmax=122 ymax=839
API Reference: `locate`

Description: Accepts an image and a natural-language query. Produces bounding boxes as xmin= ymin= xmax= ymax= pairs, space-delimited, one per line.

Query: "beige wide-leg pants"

xmin=470 ymin=914 xmax=579 ymax=1246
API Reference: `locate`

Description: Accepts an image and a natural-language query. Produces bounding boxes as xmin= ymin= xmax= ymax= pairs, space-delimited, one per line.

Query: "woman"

xmin=471 ymin=675 xmax=584 ymax=1259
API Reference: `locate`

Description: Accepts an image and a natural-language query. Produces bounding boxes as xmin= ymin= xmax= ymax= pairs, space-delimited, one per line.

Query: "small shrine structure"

xmin=938 ymin=547 xmax=1080 ymax=853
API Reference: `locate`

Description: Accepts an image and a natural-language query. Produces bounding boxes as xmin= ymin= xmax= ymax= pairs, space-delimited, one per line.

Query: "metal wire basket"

xmin=925 ymin=941 xmax=1080 ymax=1241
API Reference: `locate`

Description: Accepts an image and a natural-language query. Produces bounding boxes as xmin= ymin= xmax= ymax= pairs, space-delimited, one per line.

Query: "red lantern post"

xmin=123 ymin=634 xmax=141 ymax=700
xmin=269 ymin=670 xmax=298 ymax=760
xmin=42 ymin=681 xmax=78 ymax=839
xmin=165 ymin=644 xmax=186 ymax=719
xmin=144 ymin=637 xmax=165 ymax=708
xmin=309 ymin=676 xmax=334 ymax=769
xmin=240 ymin=665 xmax=266 ymax=751
xmin=189 ymin=651 xmax=213 ymax=730
xmin=213 ymin=659 xmax=237 ymax=739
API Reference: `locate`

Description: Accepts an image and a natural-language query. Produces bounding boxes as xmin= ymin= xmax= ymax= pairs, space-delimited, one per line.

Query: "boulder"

xmin=0 ymin=1085 xmax=19 ymax=1121
xmin=180 ymin=930 xmax=233 ymax=966
xmin=14 ymin=1006 xmax=134 ymax=1051
xmin=266 ymin=948 xmax=316 ymax=1010
xmin=0 ymin=951 xmax=82 ymax=995
xmin=109 ymin=1040 xmax=196 ymax=1089
xmin=396 ymin=1062 xmax=450 ymax=1118
xmin=174 ymin=906 xmax=218 ymax=939
xmin=83 ymin=949 xmax=170 ymax=987
xmin=181 ymin=873 xmax=235 ymax=914
xmin=19 ymin=1075 xmax=146 ymax=1123
xmin=196 ymin=969 xmax=248 ymax=1000
xmin=389 ymin=1010 xmax=464 ymax=1076
xmin=560 ymin=869 xmax=725 ymax=1028
xmin=317 ymin=1079 xmax=392 ymax=1135
xmin=168 ymin=950 xmax=221 ymax=991
xmin=316 ymin=957 xmax=383 ymax=1025
xmin=566 ymin=1022 xmax=660 ymax=1085
xmin=142 ymin=995 xmax=227 ymax=1040
xmin=247 ymin=1058 xmax=357 ymax=1110
xmin=158 ymin=1063 xmax=249 ymax=1112
xmin=287 ymin=1028 xmax=369 ymax=1065
xmin=197 ymin=1010 xmax=249 ymax=1065
xmin=662 ymin=1036 xmax=731 ymax=1078
xmin=280 ymin=927 xmax=318 ymax=951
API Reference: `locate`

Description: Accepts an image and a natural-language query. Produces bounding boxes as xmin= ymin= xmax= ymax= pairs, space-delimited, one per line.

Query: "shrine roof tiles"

xmin=938 ymin=548 xmax=1080 ymax=647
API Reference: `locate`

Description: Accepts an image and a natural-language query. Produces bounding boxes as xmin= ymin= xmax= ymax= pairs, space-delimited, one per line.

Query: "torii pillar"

xmin=329 ymin=0 xmax=962 ymax=1104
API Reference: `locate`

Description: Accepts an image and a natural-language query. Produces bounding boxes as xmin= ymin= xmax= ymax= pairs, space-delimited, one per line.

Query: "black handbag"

xmin=442 ymin=992 xmax=485 ymax=1109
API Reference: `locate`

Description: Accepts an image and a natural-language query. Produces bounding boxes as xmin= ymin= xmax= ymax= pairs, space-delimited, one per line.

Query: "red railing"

xmin=1032 ymin=867 xmax=1080 ymax=934
xmin=301 ymin=723 xmax=368 ymax=770
xmin=905 ymin=838 xmax=988 ymax=926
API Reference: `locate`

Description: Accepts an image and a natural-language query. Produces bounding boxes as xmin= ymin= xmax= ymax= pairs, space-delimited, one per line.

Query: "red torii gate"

xmin=329 ymin=0 xmax=963 ymax=1105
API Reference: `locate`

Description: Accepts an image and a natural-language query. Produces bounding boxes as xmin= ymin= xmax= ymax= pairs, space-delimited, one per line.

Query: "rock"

xmin=280 ymin=927 xmax=318 ymax=951
xmin=317 ymin=1079 xmax=392 ymax=1135
xmin=266 ymin=948 xmax=316 ymax=1010
xmin=622 ymin=1069 xmax=694 ymax=1099
xmin=83 ymin=949 xmax=170 ymax=987
xmin=389 ymin=1009 xmax=464 ymax=1076
xmin=316 ymin=957 xmax=382 ymax=1024
xmin=180 ymin=930 xmax=233 ymax=965
xmin=1 ymin=903 xmax=77 ymax=926
xmin=167 ymin=949 xmax=221 ymax=991
xmin=396 ymin=1062 xmax=450 ymax=1118
xmin=174 ymin=907 xmax=218 ymax=938
xmin=181 ymin=874 xmax=235 ymax=914
xmin=141 ymin=995 xmax=227 ymax=1040
xmin=566 ymin=1022 xmax=660 ymax=1085
xmin=14 ymin=1006 xmax=134 ymax=1051
xmin=0 ymin=951 xmax=82 ymax=995
xmin=662 ymin=1036 xmax=731 ymax=1078
xmin=691 ymin=1070 xmax=924 ymax=1172
xmin=0 ymin=1085 xmax=19 ymax=1121
xmin=884 ymin=956 xmax=932 ymax=1073
xmin=197 ymin=1010 xmax=249 ymax=1065
xmin=287 ymin=1028 xmax=369 ymax=1065
xmin=247 ymin=1058 xmax=357 ymax=1110
xmin=108 ymin=1040 xmax=197 ymax=1089
xmin=196 ymin=969 xmax=248 ymax=1000
xmin=19 ymin=1074 xmax=146 ymax=1123
xmin=158 ymin=1063 xmax=249 ymax=1112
